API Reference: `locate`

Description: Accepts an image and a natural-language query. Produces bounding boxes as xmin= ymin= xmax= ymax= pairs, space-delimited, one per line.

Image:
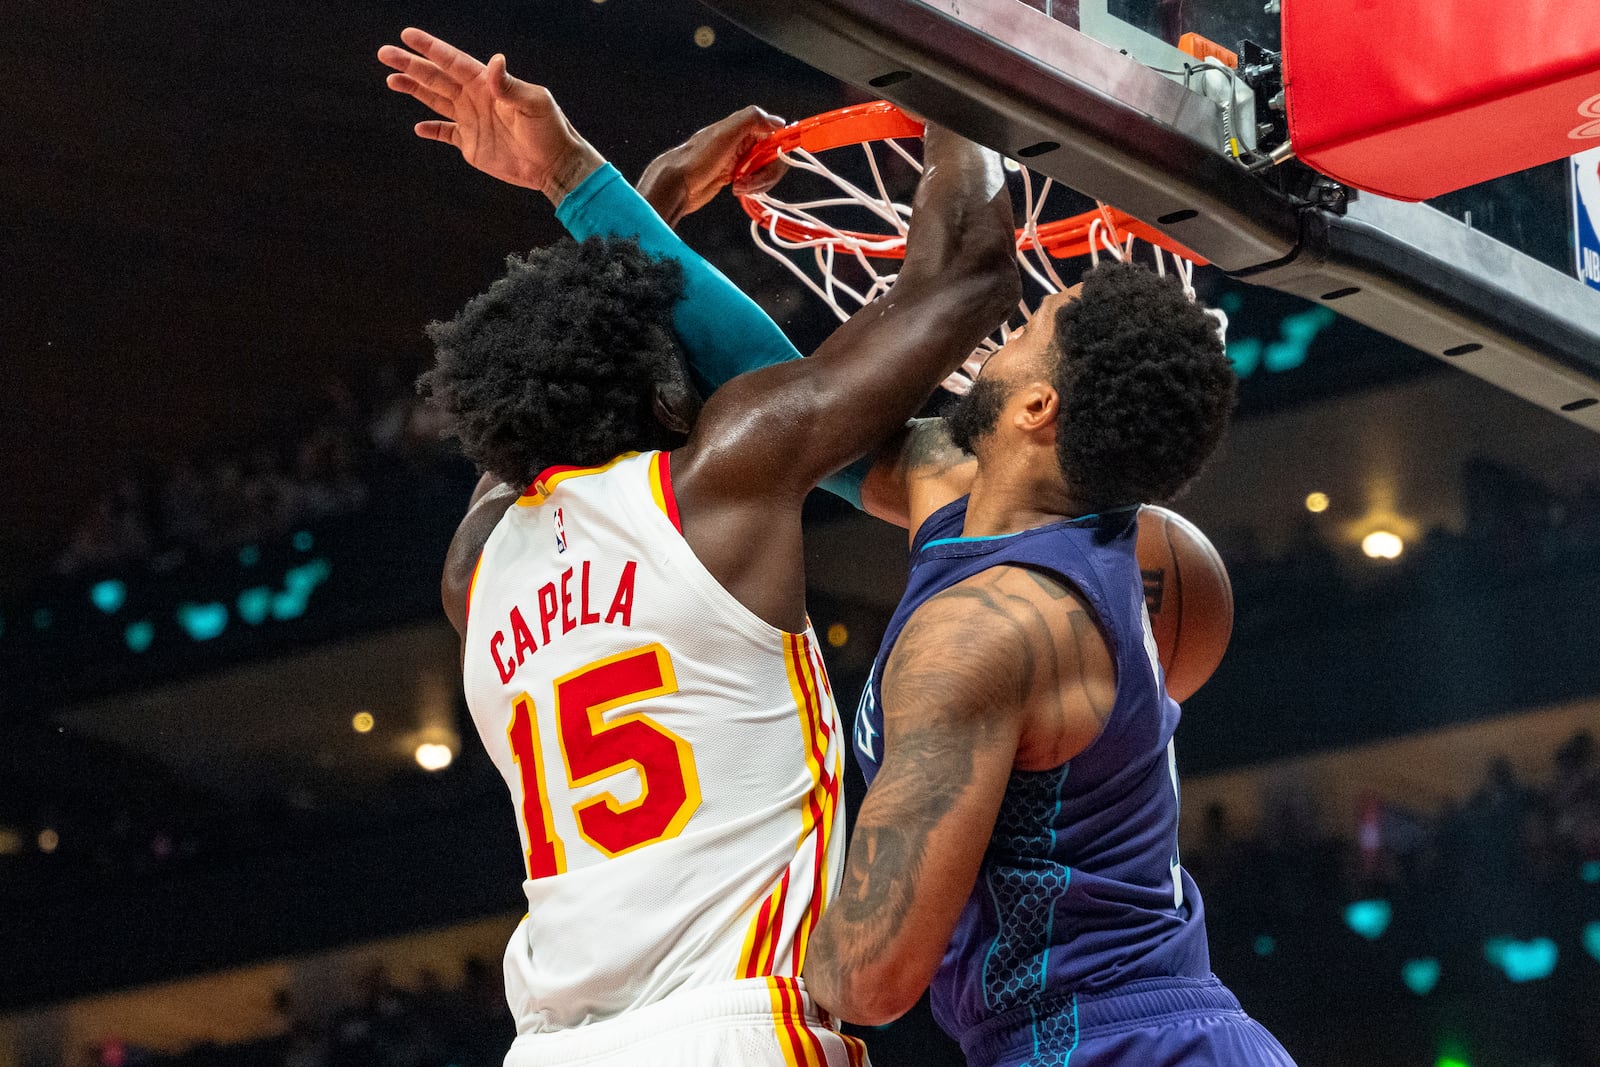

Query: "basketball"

xmin=1135 ymin=505 xmax=1233 ymax=702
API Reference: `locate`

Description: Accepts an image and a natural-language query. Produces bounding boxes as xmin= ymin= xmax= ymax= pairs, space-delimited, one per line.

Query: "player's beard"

xmin=944 ymin=374 xmax=1010 ymax=456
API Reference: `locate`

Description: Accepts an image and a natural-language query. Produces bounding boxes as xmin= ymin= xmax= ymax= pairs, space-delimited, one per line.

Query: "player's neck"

xmin=960 ymin=455 xmax=1080 ymax=537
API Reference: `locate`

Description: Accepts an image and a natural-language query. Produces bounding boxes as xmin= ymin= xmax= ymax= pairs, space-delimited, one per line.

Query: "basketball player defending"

xmin=804 ymin=277 xmax=1300 ymax=1066
xmin=378 ymin=28 xmax=1019 ymax=1067
xmin=526 ymin=122 xmax=1300 ymax=1063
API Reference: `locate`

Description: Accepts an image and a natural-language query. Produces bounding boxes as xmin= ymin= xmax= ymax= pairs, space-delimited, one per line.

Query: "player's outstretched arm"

xmin=679 ymin=124 xmax=1020 ymax=507
xmin=378 ymin=28 xmax=603 ymax=204
xmin=803 ymin=572 xmax=1033 ymax=1025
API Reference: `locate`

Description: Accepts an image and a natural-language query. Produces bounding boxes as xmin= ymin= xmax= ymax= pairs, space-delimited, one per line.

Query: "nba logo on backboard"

xmin=554 ymin=507 xmax=568 ymax=553
xmin=1573 ymin=147 xmax=1600 ymax=293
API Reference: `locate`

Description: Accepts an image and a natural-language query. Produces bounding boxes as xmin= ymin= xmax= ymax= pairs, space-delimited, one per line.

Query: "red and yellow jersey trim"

xmin=464 ymin=550 xmax=486 ymax=625
xmin=517 ymin=452 xmax=640 ymax=508
xmin=648 ymin=451 xmax=683 ymax=533
xmin=515 ymin=451 xmax=682 ymax=533
xmin=738 ymin=633 xmax=840 ymax=982
xmin=764 ymin=976 xmax=830 ymax=1067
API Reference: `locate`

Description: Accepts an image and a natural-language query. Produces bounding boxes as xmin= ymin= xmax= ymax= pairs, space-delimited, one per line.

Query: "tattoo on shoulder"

xmin=1020 ymin=567 xmax=1074 ymax=600
xmin=905 ymin=420 xmax=971 ymax=480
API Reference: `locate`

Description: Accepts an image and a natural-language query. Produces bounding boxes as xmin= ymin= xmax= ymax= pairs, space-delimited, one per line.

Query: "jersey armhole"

xmin=650 ymin=452 xmax=683 ymax=533
xmin=463 ymin=549 xmax=487 ymax=627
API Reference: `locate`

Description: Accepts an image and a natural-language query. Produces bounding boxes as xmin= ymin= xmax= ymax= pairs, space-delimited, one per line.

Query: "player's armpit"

xmin=802 ymin=574 xmax=1037 ymax=1025
xmin=441 ymin=483 xmax=519 ymax=638
xmin=860 ymin=418 xmax=977 ymax=534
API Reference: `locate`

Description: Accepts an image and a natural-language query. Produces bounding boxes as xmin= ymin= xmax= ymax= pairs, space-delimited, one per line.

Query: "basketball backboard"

xmin=699 ymin=0 xmax=1600 ymax=433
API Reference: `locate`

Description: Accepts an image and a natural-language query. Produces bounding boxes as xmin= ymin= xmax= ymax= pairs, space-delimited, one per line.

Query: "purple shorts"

xmin=958 ymin=976 xmax=1298 ymax=1067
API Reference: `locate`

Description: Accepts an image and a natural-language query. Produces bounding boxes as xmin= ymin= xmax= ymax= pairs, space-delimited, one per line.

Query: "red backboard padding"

xmin=1282 ymin=0 xmax=1600 ymax=201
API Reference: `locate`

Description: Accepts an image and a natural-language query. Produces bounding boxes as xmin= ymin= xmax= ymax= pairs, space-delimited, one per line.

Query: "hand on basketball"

xmin=379 ymin=28 xmax=602 ymax=204
xmin=638 ymin=106 xmax=790 ymax=227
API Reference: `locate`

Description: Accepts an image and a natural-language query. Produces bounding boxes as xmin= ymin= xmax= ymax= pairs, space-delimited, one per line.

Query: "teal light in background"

xmin=1583 ymin=922 xmax=1600 ymax=964
xmin=271 ymin=558 xmax=332 ymax=621
xmin=238 ymin=545 xmax=261 ymax=567
xmin=1484 ymin=937 xmax=1558 ymax=982
xmin=237 ymin=587 xmax=273 ymax=626
xmin=1436 ymin=1058 xmax=1470 ymax=1067
xmin=292 ymin=530 xmax=314 ymax=552
xmin=1252 ymin=935 xmax=1276 ymax=957
xmin=90 ymin=579 xmax=127 ymax=614
xmin=33 ymin=608 xmax=53 ymax=630
xmin=1228 ymin=336 xmax=1263 ymax=377
xmin=1221 ymin=303 xmax=1337 ymax=378
xmin=1582 ymin=860 xmax=1600 ymax=884
xmin=1344 ymin=899 xmax=1392 ymax=940
xmin=1263 ymin=307 xmax=1338 ymax=373
xmin=1401 ymin=957 xmax=1440 ymax=995
xmin=124 ymin=620 xmax=155 ymax=653
xmin=176 ymin=602 xmax=229 ymax=642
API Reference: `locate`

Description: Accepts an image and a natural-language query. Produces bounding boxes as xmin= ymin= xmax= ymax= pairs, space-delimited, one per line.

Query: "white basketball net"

xmin=742 ymin=139 xmax=1201 ymax=394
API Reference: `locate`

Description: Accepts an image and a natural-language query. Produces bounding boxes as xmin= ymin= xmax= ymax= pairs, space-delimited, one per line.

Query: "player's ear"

xmin=653 ymin=339 xmax=704 ymax=436
xmin=652 ymin=378 xmax=702 ymax=436
xmin=1013 ymin=382 xmax=1059 ymax=435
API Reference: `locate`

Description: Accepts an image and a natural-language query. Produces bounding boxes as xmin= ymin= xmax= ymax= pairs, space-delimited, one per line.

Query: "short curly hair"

xmin=417 ymin=235 xmax=689 ymax=489
xmin=1051 ymin=261 xmax=1236 ymax=509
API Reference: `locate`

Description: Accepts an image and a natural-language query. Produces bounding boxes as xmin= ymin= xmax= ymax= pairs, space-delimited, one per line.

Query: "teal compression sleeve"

xmin=555 ymin=163 xmax=867 ymax=509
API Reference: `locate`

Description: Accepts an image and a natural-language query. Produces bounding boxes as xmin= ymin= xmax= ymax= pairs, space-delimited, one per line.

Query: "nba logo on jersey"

xmin=553 ymin=507 xmax=568 ymax=553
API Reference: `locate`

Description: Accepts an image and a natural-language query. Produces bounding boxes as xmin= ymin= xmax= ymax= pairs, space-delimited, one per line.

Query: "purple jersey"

xmin=853 ymin=498 xmax=1212 ymax=1045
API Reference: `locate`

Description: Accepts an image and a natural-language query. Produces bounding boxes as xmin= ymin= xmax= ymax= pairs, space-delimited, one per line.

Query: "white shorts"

xmin=502 ymin=977 xmax=870 ymax=1067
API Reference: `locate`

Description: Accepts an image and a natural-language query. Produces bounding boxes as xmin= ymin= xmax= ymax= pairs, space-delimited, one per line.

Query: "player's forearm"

xmin=635 ymin=153 xmax=694 ymax=229
xmin=803 ymin=820 xmax=944 ymax=1026
xmin=557 ymin=163 xmax=872 ymax=506
xmin=773 ymin=133 xmax=1016 ymax=486
xmin=557 ymin=164 xmax=803 ymax=391
xmin=897 ymin=125 xmax=1019 ymax=298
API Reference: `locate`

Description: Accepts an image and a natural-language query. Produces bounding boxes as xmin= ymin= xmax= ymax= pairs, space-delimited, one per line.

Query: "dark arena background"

xmin=5 ymin=1 xmax=1600 ymax=1066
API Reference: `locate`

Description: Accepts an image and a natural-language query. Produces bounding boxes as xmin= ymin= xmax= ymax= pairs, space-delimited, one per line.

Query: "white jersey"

xmin=462 ymin=450 xmax=848 ymax=1041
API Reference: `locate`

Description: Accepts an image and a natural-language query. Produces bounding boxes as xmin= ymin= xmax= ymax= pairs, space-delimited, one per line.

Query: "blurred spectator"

xmin=51 ymin=366 xmax=439 ymax=577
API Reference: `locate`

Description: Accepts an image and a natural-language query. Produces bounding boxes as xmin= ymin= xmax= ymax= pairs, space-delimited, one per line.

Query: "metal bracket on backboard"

xmin=699 ymin=0 xmax=1600 ymax=432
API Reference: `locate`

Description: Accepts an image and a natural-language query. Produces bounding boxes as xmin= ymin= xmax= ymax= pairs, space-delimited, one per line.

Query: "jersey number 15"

xmin=507 ymin=643 xmax=702 ymax=878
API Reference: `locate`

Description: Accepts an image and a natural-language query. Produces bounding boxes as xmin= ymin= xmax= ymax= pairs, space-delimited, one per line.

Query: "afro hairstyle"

xmin=1050 ymin=261 xmax=1236 ymax=509
xmin=417 ymin=235 xmax=689 ymax=489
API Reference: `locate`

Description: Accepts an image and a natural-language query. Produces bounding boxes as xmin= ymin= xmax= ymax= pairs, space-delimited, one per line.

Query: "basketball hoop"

xmin=733 ymin=101 xmax=1213 ymax=393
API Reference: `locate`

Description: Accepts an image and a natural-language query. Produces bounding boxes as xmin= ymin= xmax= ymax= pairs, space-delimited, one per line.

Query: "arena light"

xmin=693 ymin=25 xmax=716 ymax=47
xmin=352 ymin=711 xmax=375 ymax=734
xmin=1583 ymin=922 xmax=1600 ymax=963
xmin=176 ymin=601 xmax=229 ymax=641
xmin=1304 ymin=491 xmax=1330 ymax=513
xmin=1343 ymin=899 xmax=1391 ymax=940
xmin=415 ymin=742 xmax=453 ymax=772
xmin=1401 ymin=957 xmax=1440 ymax=995
xmin=0 ymin=827 xmax=21 ymax=855
xmin=124 ymin=620 xmax=155 ymax=653
xmin=1252 ymin=934 xmax=1275 ymax=957
xmin=1483 ymin=936 xmax=1557 ymax=982
xmin=827 ymin=623 xmax=849 ymax=648
xmin=1361 ymin=530 xmax=1403 ymax=560
xmin=37 ymin=828 xmax=59 ymax=854
xmin=90 ymin=580 xmax=126 ymax=614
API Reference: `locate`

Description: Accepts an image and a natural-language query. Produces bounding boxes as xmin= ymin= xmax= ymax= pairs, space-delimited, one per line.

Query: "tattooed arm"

xmin=803 ymin=565 xmax=1114 ymax=1024
xmin=859 ymin=418 xmax=977 ymax=534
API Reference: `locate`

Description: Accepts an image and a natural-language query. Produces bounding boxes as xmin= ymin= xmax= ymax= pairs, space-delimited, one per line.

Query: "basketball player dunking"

xmin=517 ymin=108 xmax=1301 ymax=1067
xmin=378 ymin=28 xmax=1019 ymax=1067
